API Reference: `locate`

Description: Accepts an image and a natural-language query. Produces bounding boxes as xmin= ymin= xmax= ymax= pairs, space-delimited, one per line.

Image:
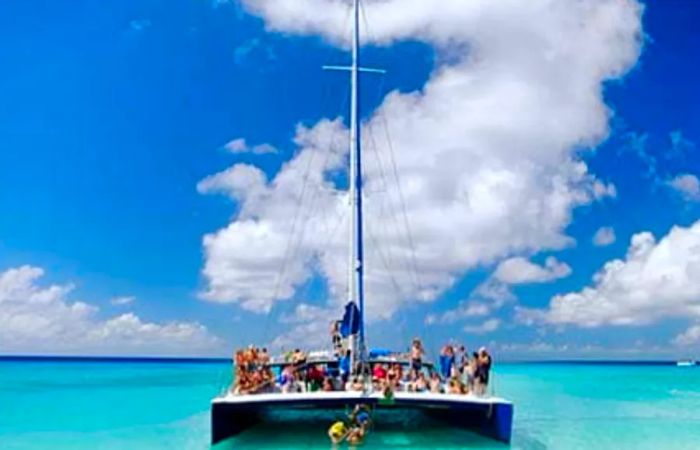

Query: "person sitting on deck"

xmin=306 ymin=364 xmax=325 ymax=391
xmin=322 ymin=376 xmax=335 ymax=392
xmin=414 ymin=371 xmax=428 ymax=392
xmin=279 ymin=364 xmax=297 ymax=393
xmin=385 ymin=364 xmax=399 ymax=390
xmin=429 ymin=370 xmax=442 ymax=393
xmin=372 ymin=363 xmax=387 ymax=385
xmin=349 ymin=376 xmax=365 ymax=392
xmin=405 ymin=368 xmax=419 ymax=392
xmin=447 ymin=376 xmax=463 ymax=394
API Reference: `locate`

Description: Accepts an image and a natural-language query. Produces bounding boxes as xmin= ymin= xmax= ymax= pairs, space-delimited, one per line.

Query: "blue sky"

xmin=0 ymin=0 xmax=699 ymax=358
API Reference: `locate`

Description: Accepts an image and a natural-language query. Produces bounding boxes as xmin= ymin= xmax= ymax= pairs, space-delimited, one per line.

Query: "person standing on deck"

xmin=456 ymin=345 xmax=467 ymax=376
xmin=330 ymin=320 xmax=343 ymax=357
xmin=475 ymin=347 xmax=492 ymax=395
xmin=410 ymin=338 xmax=424 ymax=372
xmin=439 ymin=345 xmax=455 ymax=379
xmin=340 ymin=349 xmax=352 ymax=385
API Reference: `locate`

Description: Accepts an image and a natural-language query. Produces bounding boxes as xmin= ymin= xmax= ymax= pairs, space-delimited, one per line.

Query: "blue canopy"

xmin=369 ymin=349 xmax=393 ymax=358
xmin=340 ymin=302 xmax=361 ymax=337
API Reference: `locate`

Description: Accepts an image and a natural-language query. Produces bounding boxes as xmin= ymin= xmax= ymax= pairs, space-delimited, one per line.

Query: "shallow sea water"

xmin=1 ymin=359 xmax=699 ymax=449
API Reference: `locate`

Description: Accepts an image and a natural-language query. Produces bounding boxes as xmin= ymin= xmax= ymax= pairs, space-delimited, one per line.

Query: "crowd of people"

xmin=231 ymin=331 xmax=493 ymax=397
xmin=232 ymin=346 xmax=273 ymax=395
xmin=365 ymin=339 xmax=493 ymax=396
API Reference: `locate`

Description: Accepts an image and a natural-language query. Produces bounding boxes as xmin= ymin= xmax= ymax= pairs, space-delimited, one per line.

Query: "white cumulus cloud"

xmin=0 ymin=266 xmax=223 ymax=356
xmin=673 ymin=324 xmax=700 ymax=347
xmin=593 ymin=226 xmax=616 ymax=246
xmin=224 ymin=138 xmax=278 ymax=155
xmin=518 ymin=220 xmax=700 ymax=328
xmin=110 ymin=295 xmax=135 ymax=306
xmin=463 ymin=318 xmax=500 ymax=334
xmin=494 ymin=256 xmax=571 ymax=285
xmin=668 ymin=173 xmax=700 ymax=202
xmin=199 ymin=0 xmax=644 ymax=323
xmin=425 ymin=301 xmax=490 ymax=325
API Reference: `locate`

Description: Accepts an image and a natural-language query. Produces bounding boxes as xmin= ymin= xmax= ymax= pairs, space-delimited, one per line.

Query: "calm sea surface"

xmin=1 ymin=359 xmax=699 ymax=449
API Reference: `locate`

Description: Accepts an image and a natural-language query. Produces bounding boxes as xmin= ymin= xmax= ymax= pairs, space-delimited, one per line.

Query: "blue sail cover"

xmin=340 ymin=302 xmax=361 ymax=337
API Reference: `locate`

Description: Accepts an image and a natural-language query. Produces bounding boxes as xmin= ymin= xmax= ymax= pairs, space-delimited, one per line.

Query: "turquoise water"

xmin=2 ymin=359 xmax=699 ymax=449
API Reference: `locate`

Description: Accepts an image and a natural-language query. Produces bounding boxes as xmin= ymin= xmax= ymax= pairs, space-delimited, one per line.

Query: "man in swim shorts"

xmin=346 ymin=404 xmax=372 ymax=444
xmin=346 ymin=425 xmax=366 ymax=445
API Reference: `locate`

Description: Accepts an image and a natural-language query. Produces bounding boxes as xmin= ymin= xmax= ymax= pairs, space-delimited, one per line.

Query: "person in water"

xmin=350 ymin=404 xmax=372 ymax=428
xmin=346 ymin=426 xmax=365 ymax=446
xmin=328 ymin=420 xmax=349 ymax=444
xmin=346 ymin=405 xmax=372 ymax=445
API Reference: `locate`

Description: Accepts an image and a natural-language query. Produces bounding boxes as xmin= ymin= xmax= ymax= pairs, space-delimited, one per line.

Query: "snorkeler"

xmin=328 ymin=420 xmax=349 ymax=444
xmin=350 ymin=404 xmax=372 ymax=429
xmin=344 ymin=404 xmax=372 ymax=445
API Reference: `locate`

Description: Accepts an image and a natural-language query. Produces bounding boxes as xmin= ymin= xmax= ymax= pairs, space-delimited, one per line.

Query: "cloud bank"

xmin=519 ymin=220 xmax=700 ymax=328
xmin=199 ymin=0 xmax=644 ymax=327
xmin=0 ymin=266 xmax=223 ymax=356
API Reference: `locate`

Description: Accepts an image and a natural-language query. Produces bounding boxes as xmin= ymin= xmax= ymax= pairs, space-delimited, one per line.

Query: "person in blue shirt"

xmin=439 ymin=344 xmax=456 ymax=379
xmin=340 ymin=349 xmax=352 ymax=384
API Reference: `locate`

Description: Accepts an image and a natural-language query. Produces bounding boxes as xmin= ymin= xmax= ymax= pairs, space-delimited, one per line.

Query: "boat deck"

xmin=213 ymin=390 xmax=511 ymax=406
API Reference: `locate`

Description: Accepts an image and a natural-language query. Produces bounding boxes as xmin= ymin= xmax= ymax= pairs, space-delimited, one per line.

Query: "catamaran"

xmin=210 ymin=0 xmax=514 ymax=445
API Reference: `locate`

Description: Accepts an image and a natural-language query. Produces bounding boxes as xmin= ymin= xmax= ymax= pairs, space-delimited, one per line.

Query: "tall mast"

xmin=348 ymin=0 xmax=366 ymax=365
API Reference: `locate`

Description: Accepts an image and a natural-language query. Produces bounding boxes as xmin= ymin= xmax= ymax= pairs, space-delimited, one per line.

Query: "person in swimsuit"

xmin=411 ymin=338 xmax=424 ymax=372
xmin=350 ymin=405 xmax=372 ymax=428
xmin=475 ymin=347 xmax=492 ymax=395
xmin=330 ymin=321 xmax=343 ymax=356
xmin=347 ymin=405 xmax=371 ymax=445
xmin=429 ymin=370 xmax=442 ymax=393
xmin=328 ymin=421 xmax=349 ymax=444
xmin=346 ymin=426 xmax=365 ymax=446
xmin=414 ymin=371 xmax=428 ymax=392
